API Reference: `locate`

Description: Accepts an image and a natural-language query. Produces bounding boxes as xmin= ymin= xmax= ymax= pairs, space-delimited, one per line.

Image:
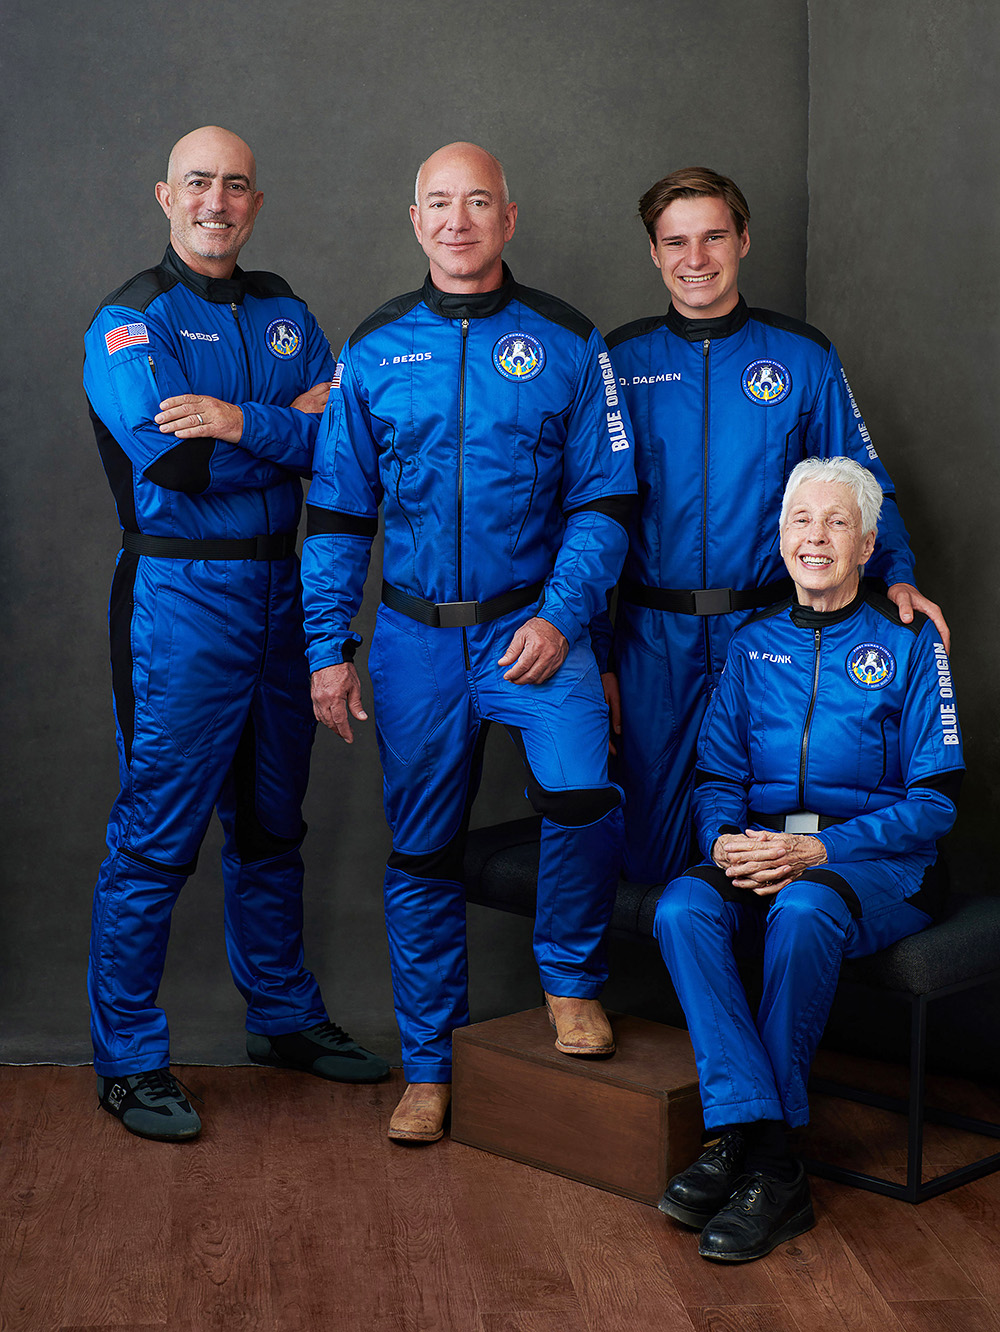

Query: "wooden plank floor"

xmin=2 ymin=1061 xmax=999 ymax=1331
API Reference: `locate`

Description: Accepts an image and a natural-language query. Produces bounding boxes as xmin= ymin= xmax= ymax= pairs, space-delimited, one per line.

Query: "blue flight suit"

xmin=654 ymin=587 xmax=963 ymax=1128
xmin=603 ymin=299 xmax=918 ymax=884
xmin=302 ymin=267 xmax=636 ymax=1082
xmin=84 ymin=245 xmax=336 ymax=1076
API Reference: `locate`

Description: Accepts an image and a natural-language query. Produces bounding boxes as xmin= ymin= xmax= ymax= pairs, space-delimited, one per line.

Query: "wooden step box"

xmin=451 ymin=1008 xmax=703 ymax=1206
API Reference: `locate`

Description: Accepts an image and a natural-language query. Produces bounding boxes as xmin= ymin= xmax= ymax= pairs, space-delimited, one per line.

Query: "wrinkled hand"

xmin=291 ymin=381 xmax=334 ymax=415
xmin=498 ymin=617 xmax=568 ymax=684
xmin=601 ymin=671 xmax=621 ymax=756
xmin=156 ymin=394 xmax=243 ymax=442
xmin=712 ymin=828 xmax=827 ymax=896
xmin=311 ymin=662 xmax=368 ymax=742
xmin=888 ymin=582 xmax=950 ymax=655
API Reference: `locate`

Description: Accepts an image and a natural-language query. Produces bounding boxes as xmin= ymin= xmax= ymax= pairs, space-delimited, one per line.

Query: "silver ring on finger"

xmin=196 ymin=412 xmax=204 ymax=426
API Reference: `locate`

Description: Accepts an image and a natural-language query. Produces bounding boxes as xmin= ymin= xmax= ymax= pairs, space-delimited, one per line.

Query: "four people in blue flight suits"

xmin=85 ymin=137 xmax=960 ymax=1260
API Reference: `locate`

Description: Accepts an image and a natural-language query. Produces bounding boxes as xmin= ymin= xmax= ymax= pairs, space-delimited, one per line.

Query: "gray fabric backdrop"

xmin=2 ymin=1 xmax=995 ymax=1067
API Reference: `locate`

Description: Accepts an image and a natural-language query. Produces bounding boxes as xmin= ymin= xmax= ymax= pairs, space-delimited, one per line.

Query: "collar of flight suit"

xmin=421 ymin=262 xmax=517 ymax=320
xmin=664 ymin=294 xmax=750 ymax=342
xmin=789 ymin=581 xmax=868 ymax=629
xmin=161 ymin=244 xmax=248 ymax=305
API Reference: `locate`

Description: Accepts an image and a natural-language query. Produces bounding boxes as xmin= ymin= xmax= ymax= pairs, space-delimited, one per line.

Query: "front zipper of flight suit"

xmin=798 ymin=627 xmax=823 ymax=808
xmin=701 ymin=337 xmax=713 ymax=681
xmin=232 ymin=301 xmax=272 ymax=675
xmin=457 ymin=318 xmax=471 ymax=671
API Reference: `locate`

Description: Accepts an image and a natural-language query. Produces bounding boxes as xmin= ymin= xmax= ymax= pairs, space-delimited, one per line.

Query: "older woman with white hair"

xmin=654 ymin=456 xmax=964 ymax=1262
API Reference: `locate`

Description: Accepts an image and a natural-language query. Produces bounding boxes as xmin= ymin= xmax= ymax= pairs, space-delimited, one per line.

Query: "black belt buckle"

xmin=252 ymin=533 xmax=293 ymax=560
xmin=693 ymin=587 xmax=735 ymax=615
xmin=436 ymin=600 xmax=480 ymax=628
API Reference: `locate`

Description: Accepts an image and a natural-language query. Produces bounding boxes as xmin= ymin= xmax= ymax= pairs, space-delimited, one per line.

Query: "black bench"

xmin=464 ymin=816 xmax=1000 ymax=1202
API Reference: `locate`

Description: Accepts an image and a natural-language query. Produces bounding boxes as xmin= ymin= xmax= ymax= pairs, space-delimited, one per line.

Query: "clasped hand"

xmin=712 ymin=828 xmax=828 ymax=896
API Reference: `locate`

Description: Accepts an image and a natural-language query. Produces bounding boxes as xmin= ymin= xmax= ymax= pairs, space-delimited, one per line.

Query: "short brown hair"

xmin=638 ymin=167 xmax=750 ymax=240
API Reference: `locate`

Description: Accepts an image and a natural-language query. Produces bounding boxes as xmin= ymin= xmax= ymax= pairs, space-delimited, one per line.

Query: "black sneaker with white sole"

xmin=246 ymin=1020 xmax=390 ymax=1083
xmin=97 ymin=1068 xmax=202 ymax=1141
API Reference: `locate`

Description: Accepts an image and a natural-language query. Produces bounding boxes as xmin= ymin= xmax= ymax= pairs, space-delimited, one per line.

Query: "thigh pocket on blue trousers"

xmin=368 ymin=613 xmax=450 ymax=768
xmin=143 ymin=583 xmax=239 ymax=756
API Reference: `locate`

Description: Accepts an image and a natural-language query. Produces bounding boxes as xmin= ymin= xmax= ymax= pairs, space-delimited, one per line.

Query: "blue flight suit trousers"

xmin=654 ymin=859 xmax=932 ymax=1128
xmin=370 ymin=605 xmax=623 ymax=1083
xmin=89 ymin=554 xmax=327 ymax=1077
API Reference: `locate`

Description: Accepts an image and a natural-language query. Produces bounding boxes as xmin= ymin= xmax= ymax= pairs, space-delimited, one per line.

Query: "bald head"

xmin=155 ymin=125 xmax=263 ymax=278
xmin=414 ymin=142 xmax=509 ymax=209
xmin=166 ymin=125 xmax=257 ymax=190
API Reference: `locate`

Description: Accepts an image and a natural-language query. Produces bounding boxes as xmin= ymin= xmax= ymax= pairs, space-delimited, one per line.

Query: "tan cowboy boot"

xmin=544 ymin=992 xmax=616 ymax=1056
xmin=387 ymin=1082 xmax=452 ymax=1143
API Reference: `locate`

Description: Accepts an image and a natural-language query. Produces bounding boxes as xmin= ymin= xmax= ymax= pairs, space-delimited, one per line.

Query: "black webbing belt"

xmin=122 ymin=531 xmax=297 ymax=561
xmin=750 ymin=811 xmax=847 ymax=833
xmin=381 ymin=579 xmax=545 ymax=629
xmin=619 ymin=576 xmax=792 ymax=616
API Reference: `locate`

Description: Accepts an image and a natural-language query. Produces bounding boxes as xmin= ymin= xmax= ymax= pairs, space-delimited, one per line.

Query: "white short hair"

xmin=780 ymin=456 xmax=883 ymax=535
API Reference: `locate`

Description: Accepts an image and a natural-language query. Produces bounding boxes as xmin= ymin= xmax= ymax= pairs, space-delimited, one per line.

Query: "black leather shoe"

xmin=658 ymin=1130 xmax=746 ymax=1228
xmin=698 ymin=1163 xmax=815 ymax=1262
xmin=247 ymin=1020 xmax=389 ymax=1083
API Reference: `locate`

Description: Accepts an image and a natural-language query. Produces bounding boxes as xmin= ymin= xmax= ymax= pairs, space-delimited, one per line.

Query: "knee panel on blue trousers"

xmin=387 ymin=834 xmax=466 ymax=886
xmin=534 ymin=783 xmax=622 ymax=827
xmin=507 ymin=725 xmax=621 ymax=827
xmin=229 ymin=713 xmax=307 ymax=864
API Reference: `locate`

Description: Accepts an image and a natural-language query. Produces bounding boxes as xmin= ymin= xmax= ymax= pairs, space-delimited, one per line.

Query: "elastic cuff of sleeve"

xmin=308 ymin=637 xmax=361 ymax=672
xmin=886 ymin=571 xmax=917 ymax=592
xmin=536 ymin=609 xmax=578 ymax=646
xmin=814 ymin=831 xmax=837 ymax=858
xmin=235 ymin=402 xmax=254 ymax=448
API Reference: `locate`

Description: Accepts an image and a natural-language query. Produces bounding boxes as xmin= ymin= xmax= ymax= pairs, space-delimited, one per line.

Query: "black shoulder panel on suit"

xmin=743 ymin=597 xmax=794 ymax=628
xmin=243 ymin=270 xmax=297 ymax=300
xmin=95 ymin=267 xmax=178 ymax=317
xmin=605 ymin=314 xmax=670 ymax=350
xmin=748 ymin=307 xmax=832 ymax=352
xmin=350 ymin=290 xmax=425 ymax=346
xmin=863 ymin=586 xmax=927 ymax=637
xmin=512 ymin=285 xmax=593 ymax=340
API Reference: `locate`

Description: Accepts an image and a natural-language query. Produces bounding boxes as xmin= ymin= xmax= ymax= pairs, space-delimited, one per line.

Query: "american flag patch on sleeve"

xmin=331 ymin=362 xmax=344 ymax=389
xmin=105 ymin=323 xmax=150 ymax=355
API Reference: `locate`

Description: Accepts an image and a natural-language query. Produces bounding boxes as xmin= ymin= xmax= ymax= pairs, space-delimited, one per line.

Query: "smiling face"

xmin=409 ymin=143 xmax=517 ymax=293
xmin=649 ymin=194 xmax=749 ymax=320
xmin=780 ymin=479 xmax=877 ymax=611
xmin=154 ymin=126 xmax=263 ymax=278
